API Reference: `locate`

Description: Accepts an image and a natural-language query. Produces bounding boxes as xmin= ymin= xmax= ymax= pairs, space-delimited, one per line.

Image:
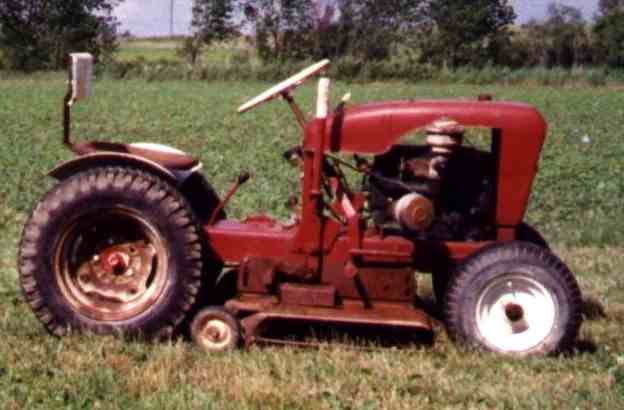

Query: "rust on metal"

xmin=390 ymin=193 xmax=435 ymax=232
xmin=55 ymin=209 xmax=167 ymax=321
xmin=279 ymin=283 xmax=337 ymax=307
xmin=227 ymin=296 xmax=432 ymax=347
xmin=76 ymin=241 xmax=156 ymax=304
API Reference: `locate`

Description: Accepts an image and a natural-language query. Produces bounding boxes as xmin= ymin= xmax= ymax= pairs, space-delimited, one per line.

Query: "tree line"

xmin=1 ymin=0 xmax=624 ymax=72
xmin=0 ymin=0 xmax=119 ymax=71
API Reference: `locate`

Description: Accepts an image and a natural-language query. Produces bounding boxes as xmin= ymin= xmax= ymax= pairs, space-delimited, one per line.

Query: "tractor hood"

xmin=324 ymin=99 xmax=548 ymax=227
xmin=325 ymin=99 xmax=547 ymax=155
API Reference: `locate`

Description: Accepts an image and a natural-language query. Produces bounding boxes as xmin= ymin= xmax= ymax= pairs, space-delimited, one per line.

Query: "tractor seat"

xmin=71 ymin=141 xmax=199 ymax=170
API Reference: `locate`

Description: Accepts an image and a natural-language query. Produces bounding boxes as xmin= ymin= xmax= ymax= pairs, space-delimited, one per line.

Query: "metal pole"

xmin=170 ymin=0 xmax=174 ymax=36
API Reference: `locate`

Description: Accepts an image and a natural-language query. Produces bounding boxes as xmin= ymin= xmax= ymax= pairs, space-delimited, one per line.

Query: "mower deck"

xmin=225 ymin=294 xmax=432 ymax=346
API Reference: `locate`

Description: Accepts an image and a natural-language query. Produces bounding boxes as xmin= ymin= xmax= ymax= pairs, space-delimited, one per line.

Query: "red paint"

xmin=56 ymin=93 xmax=549 ymax=345
xmin=207 ymin=99 xmax=546 ymax=276
xmin=326 ymin=100 xmax=547 ymax=228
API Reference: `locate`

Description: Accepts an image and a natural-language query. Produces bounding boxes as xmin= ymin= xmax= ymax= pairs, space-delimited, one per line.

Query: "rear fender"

xmin=49 ymin=152 xmax=222 ymax=225
xmin=49 ymin=152 xmax=179 ymax=185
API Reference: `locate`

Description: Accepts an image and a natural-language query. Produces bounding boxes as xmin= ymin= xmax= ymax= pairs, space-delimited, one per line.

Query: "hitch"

xmin=208 ymin=171 xmax=252 ymax=225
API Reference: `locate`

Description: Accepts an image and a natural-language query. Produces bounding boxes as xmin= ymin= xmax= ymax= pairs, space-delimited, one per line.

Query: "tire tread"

xmin=17 ymin=166 xmax=205 ymax=339
xmin=443 ymin=241 xmax=582 ymax=355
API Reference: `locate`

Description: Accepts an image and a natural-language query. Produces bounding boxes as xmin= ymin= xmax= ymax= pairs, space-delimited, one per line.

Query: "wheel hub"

xmin=76 ymin=242 xmax=156 ymax=303
xmin=103 ymin=250 xmax=130 ymax=275
xmin=199 ymin=320 xmax=232 ymax=350
xmin=504 ymin=303 xmax=524 ymax=322
xmin=55 ymin=209 xmax=169 ymax=322
xmin=475 ymin=275 xmax=556 ymax=353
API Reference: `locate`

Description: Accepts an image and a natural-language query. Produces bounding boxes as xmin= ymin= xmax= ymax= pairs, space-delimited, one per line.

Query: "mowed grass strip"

xmin=0 ymin=75 xmax=623 ymax=409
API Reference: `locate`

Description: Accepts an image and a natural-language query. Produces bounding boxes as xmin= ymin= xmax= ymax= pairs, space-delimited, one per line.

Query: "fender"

xmin=49 ymin=152 xmax=222 ymax=225
xmin=49 ymin=152 xmax=180 ymax=185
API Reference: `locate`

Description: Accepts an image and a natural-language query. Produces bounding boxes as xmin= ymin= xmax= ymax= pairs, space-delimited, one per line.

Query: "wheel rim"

xmin=195 ymin=317 xmax=233 ymax=351
xmin=54 ymin=208 xmax=168 ymax=322
xmin=475 ymin=274 xmax=556 ymax=353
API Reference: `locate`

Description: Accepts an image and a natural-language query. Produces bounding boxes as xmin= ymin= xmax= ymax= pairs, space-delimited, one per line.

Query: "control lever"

xmin=208 ymin=171 xmax=252 ymax=225
xmin=283 ymin=146 xmax=304 ymax=167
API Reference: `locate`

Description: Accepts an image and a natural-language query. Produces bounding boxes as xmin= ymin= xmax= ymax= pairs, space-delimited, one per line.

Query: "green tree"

xmin=420 ymin=0 xmax=516 ymax=67
xmin=192 ymin=0 xmax=237 ymax=44
xmin=185 ymin=0 xmax=237 ymax=65
xmin=521 ymin=4 xmax=591 ymax=68
xmin=241 ymin=0 xmax=316 ymax=61
xmin=594 ymin=9 xmax=624 ymax=67
xmin=599 ymin=0 xmax=624 ymax=15
xmin=296 ymin=0 xmax=426 ymax=61
xmin=0 ymin=0 xmax=121 ymax=71
xmin=344 ymin=0 xmax=425 ymax=60
xmin=237 ymin=0 xmax=425 ymax=62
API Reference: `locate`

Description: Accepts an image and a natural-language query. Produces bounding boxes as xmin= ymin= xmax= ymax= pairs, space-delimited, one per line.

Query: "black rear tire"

xmin=443 ymin=242 xmax=582 ymax=356
xmin=18 ymin=166 xmax=205 ymax=339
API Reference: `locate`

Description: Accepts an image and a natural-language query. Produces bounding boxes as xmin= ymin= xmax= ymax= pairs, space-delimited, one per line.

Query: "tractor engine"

xmin=364 ymin=119 xmax=497 ymax=241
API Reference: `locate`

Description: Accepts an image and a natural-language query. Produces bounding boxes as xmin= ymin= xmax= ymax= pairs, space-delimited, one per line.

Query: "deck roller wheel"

xmin=191 ymin=307 xmax=240 ymax=352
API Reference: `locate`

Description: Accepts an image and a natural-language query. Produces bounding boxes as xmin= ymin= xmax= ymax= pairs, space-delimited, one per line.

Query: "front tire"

xmin=444 ymin=242 xmax=582 ymax=356
xmin=432 ymin=223 xmax=549 ymax=305
xmin=18 ymin=166 xmax=204 ymax=339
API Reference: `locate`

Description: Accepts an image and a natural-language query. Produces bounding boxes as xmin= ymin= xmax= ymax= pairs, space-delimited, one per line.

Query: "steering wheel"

xmin=237 ymin=59 xmax=330 ymax=114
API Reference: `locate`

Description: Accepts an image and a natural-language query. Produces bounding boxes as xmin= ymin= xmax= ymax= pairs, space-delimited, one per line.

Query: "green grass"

xmin=1 ymin=76 xmax=622 ymax=245
xmin=1 ymin=75 xmax=623 ymax=408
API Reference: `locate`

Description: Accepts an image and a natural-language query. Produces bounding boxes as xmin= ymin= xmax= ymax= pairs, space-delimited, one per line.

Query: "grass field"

xmin=116 ymin=37 xmax=244 ymax=64
xmin=1 ymin=74 xmax=623 ymax=409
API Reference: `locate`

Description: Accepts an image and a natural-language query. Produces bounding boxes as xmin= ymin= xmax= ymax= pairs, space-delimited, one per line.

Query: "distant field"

xmin=116 ymin=37 xmax=245 ymax=63
xmin=0 ymin=76 xmax=623 ymax=408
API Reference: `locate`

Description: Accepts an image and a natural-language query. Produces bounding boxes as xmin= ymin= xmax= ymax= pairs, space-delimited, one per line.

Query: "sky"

xmin=114 ymin=0 xmax=599 ymax=38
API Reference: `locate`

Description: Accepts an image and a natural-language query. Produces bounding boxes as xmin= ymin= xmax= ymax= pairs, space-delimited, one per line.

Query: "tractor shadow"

xmin=256 ymin=319 xmax=435 ymax=350
xmin=243 ymin=292 xmax=439 ymax=350
xmin=182 ymin=273 xmax=605 ymax=354
xmin=249 ymin=294 xmax=605 ymax=354
xmin=568 ymin=295 xmax=607 ymax=355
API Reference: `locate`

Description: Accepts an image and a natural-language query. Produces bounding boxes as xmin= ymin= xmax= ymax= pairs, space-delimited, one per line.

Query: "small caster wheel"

xmin=191 ymin=307 xmax=240 ymax=352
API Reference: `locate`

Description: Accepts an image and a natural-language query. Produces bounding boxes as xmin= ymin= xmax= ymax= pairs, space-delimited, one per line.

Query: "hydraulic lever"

xmin=208 ymin=171 xmax=251 ymax=225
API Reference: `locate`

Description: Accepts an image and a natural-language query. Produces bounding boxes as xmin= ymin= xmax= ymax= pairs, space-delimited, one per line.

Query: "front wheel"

xmin=443 ymin=242 xmax=582 ymax=356
xmin=432 ymin=223 xmax=549 ymax=305
xmin=18 ymin=166 xmax=204 ymax=339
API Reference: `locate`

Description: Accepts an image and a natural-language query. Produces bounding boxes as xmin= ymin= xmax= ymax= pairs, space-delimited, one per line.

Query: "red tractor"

xmin=18 ymin=54 xmax=582 ymax=356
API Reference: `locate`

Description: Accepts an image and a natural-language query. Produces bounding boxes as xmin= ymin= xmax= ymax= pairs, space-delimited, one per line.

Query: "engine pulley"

xmin=391 ymin=193 xmax=435 ymax=232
